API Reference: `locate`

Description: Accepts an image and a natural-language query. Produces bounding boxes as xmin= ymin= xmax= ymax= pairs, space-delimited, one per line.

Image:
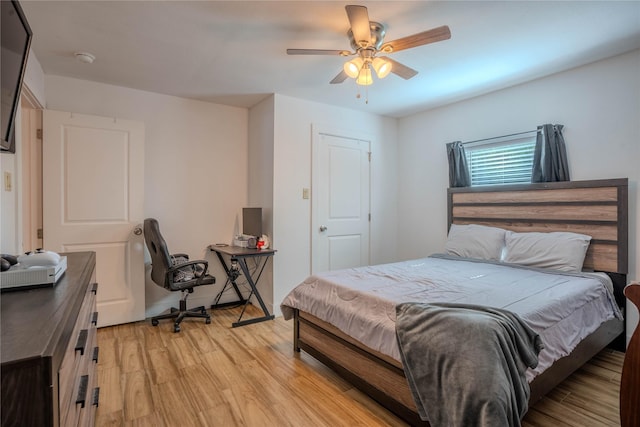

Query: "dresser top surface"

xmin=1 ymin=252 xmax=96 ymax=365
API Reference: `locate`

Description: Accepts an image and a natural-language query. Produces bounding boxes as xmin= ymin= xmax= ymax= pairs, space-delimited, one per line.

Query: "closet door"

xmin=312 ymin=126 xmax=371 ymax=273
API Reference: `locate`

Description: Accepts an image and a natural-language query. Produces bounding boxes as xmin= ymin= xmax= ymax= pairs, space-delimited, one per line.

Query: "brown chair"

xmin=143 ymin=218 xmax=215 ymax=332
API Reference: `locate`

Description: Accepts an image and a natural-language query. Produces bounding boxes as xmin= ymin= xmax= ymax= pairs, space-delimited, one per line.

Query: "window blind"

xmin=465 ymin=136 xmax=536 ymax=186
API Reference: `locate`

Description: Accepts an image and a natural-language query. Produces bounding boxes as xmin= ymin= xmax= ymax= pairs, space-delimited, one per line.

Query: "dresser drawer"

xmin=59 ymin=282 xmax=98 ymax=427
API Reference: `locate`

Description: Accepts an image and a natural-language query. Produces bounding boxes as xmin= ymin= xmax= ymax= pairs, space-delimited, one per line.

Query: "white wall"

xmin=24 ymin=50 xmax=46 ymax=107
xmin=270 ymin=94 xmax=399 ymax=316
xmin=0 ymin=51 xmax=45 ymax=254
xmin=397 ymin=49 xmax=640 ymax=344
xmin=247 ymin=95 xmax=276 ymax=310
xmin=44 ymin=75 xmax=249 ymax=317
xmin=0 ymin=114 xmax=21 ymax=254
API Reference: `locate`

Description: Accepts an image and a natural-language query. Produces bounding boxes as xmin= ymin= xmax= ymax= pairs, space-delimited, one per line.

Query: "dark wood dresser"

xmin=1 ymin=252 xmax=99 ymax=426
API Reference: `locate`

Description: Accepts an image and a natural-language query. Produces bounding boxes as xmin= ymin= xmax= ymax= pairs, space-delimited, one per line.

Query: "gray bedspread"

xmin=396 ymin=302 xmax=544 ymax=427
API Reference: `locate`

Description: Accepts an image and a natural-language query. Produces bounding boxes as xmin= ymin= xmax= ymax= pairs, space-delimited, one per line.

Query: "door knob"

xmin=133 ymin=227 xmax=143 ymax=235
xmin=319 ymin=225 xmax=328 ymax=232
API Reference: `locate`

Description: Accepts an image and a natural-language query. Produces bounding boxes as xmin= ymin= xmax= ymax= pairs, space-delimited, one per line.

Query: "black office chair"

xmin=143 ymin=218 xmax=216 ymax=332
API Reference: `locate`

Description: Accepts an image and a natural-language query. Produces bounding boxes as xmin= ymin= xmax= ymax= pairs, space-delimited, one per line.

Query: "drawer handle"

xmin=75 ymin=329 xmax=88 ymax=355
xmin=76 ymin=375 xmax=89 ymax=408
xmin=92 ymin=387 xmax=100 ymax=407
xmin=92 ymin=346 xmax=99 ymax=363
xmin=91 ymin=311 xmax=99 ymax=325
xmin=91 ymin=283 xmax=98 ymax=294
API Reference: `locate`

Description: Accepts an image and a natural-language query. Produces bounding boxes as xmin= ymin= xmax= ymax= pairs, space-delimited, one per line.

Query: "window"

xmin=465 ymin=134 xmax=536 ymax=186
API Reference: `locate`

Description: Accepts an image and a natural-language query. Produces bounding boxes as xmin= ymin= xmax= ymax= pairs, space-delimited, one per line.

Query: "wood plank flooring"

xmin=95 ymin=305 xmax=624 ymax=426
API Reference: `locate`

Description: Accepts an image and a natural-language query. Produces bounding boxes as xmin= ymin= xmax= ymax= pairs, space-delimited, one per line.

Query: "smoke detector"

xmin=74 ymin=52 xmax=95 ymax=64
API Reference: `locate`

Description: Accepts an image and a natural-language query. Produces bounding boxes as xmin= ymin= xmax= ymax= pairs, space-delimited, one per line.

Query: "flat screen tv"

xmin=1 ymin=0 xmax=32 ymax=153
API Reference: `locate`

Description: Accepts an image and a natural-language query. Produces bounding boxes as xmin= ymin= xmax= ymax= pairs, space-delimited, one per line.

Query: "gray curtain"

xmin=447 ymin=141 xmax=471 ymax=187
xmin=531 ymin=124 xmax=570 ymax=182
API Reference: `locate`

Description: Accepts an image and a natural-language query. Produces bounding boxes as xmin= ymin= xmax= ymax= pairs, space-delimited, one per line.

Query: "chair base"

xmin=151 ymin=294 xmax=211 ymax=333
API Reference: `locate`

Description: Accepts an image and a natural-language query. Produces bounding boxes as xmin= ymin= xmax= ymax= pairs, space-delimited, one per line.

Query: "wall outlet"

xmin=302 ymin=188 xmax=310 ymax=199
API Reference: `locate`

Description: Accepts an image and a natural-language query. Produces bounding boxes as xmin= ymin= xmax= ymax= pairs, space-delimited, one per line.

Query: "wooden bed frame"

xmin=293 ymin=178 xmax=628 ymax=426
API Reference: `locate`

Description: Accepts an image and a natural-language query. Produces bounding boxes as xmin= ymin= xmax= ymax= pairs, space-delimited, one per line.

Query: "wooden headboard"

xmin=447 ymin=178 xmax=628 ymax=275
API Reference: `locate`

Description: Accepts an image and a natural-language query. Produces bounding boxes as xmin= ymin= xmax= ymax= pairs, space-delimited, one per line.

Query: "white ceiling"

xmin=20 ymin=1 xmax=640 ymax=118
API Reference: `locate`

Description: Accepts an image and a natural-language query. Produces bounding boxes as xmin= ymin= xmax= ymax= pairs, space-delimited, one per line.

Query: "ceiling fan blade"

xmin=381 ymin=57 xmax=418 ymax=80
xmin=287 ymin=49 xmax=351 ymax=56
xmin=345 ymin=5 xmax=371 ymax=47
xmin=330 ymin=70 xmax=349 ymax=84
xmin=381 ymin=25 xmax=451 ymax=53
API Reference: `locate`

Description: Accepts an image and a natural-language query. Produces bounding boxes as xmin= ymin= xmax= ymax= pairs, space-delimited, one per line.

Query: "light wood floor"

xmin=95 ymin=305 xmax=623 ymax=426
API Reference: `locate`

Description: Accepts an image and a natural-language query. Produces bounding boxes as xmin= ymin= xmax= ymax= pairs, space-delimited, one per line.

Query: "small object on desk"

xmin=233 ymin=235 xmax=249 ymax=248
xmin=214 ymin=243 xmax=228 ymax=247
xmin=208 ymin=245 xmax=276 ymax=327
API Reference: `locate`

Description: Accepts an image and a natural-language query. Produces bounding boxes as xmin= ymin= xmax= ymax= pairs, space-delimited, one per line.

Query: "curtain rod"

xmin=461 ymin=129 xmax=539 ymax=146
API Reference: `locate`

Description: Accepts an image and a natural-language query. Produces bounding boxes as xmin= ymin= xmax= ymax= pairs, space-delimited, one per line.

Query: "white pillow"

xmin=444 ymin=224 xmax=507 ymax=261
xmin=503 ymin=231 xmax=591 ymax=272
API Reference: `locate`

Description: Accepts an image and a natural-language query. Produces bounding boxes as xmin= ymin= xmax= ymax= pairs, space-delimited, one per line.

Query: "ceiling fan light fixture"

xmin=356 ymin=64 xmax=373 ymax=86
xmin=344 ymin=57 xmax=364 ymax=78
xmin=372 ymin=57 xmax=392 ymax=78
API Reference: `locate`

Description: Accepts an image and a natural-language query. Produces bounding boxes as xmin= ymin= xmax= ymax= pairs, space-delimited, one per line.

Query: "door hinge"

xmin=368 ymin=152 xmax=371 ymax=162
xmin=368 ymin=213 xmax=371 ymax=222
xmin=37 ymin=228 xmax=43 ymax=239
xmin=36 ymin=129 xmax=42 ymax=140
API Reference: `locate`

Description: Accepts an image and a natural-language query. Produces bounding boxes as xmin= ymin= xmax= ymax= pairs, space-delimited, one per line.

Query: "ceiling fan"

xmin=287 ymin=5 xmax=451 ymax=86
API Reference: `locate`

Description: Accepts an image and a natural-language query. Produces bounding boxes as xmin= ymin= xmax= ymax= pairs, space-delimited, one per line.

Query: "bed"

xmin=281 ymin=178 xmax=628 ymax=426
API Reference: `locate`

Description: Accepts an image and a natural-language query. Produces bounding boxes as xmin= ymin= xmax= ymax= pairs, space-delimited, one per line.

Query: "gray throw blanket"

xmin=395 ymin=303 xmax=544 ymax=427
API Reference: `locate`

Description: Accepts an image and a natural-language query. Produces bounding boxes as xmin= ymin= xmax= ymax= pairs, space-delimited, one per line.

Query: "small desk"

xmin=208 ymin=245 xmax=276 ymax=327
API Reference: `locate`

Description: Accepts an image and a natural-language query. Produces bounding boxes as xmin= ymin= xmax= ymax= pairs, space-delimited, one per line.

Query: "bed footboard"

xmin=294 ymin=309 xmax=624 ymax=425
xmin=294 ymin=309 xmax=426 ymax=425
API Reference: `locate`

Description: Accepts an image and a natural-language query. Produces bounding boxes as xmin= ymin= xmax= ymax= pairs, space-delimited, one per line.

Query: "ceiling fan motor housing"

xmin=348 ymin=21 xmax=386 ymax=50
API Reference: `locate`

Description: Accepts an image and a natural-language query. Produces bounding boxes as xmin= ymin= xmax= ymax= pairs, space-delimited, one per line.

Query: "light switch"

xmin=302 ymin=188 xmax=310 ymax=199
xmin=4 ymin=172 xmax=11 ymax=191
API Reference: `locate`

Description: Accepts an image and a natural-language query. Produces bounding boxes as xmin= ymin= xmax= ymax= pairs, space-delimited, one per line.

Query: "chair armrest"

xmin=171 ymin=253 xmax=190 ymax=260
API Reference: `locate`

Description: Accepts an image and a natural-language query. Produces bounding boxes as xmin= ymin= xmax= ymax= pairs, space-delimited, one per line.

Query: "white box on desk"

xmin=233 ymin=236 xmax=249 ymax=248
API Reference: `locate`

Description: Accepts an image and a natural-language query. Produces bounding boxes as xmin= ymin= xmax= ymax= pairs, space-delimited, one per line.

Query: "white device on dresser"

xmin=0 ymin=250 xmax=67 ymax=291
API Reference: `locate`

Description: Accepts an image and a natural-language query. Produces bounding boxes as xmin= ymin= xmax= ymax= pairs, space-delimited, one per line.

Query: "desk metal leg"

xmin=232 ymin=256 xmax=275 ymax=327
xmin=211 ymin=252 xmax=247 ymax=309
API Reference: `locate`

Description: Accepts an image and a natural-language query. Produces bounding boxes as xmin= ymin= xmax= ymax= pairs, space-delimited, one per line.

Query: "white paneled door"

xmin=312 ymin=127 xmax=370 ymax=273
xmin=43 ymin=110 xmax=145 ymax=327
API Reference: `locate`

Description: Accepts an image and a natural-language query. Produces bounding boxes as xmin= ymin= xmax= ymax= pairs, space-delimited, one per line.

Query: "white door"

xmin=43 ymin=110 xmax=145 ymax=327
xmin=312 ymin=127 xmax=370 ymax=273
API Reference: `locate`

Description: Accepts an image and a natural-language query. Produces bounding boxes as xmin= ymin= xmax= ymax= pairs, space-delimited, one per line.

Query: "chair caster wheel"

xmin=201 ymin=309 xmax=207 ymax=315
xmin=151 ymin=319 xmax=159 ymax=326
xmin=205 ymin=318 xmax=211 ymax=324
xmin=174 ymin=325 xmax=181 ymax=333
